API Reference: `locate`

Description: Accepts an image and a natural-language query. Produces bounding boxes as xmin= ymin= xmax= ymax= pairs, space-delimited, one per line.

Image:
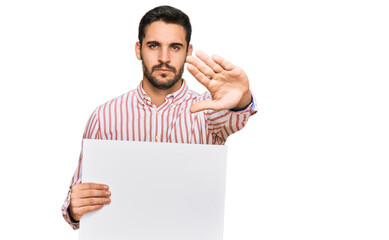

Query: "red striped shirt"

xmin=62 ymin=80 xmax=257 ymax=229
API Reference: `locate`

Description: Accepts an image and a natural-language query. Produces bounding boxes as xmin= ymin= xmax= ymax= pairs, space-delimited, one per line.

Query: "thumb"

xmin=190 ymin=100 xmax=220 ymax=113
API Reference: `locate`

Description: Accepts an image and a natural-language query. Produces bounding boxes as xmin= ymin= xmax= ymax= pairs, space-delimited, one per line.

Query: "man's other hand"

xmin=69 ymin=183 xmax=111 ymax=222
xmin=186 ymin=50 xmax=252 ymax=113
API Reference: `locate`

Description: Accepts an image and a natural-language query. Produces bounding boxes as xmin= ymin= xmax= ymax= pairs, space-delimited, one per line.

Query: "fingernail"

xmin=106 ymin=191 xmax=111 ymax=196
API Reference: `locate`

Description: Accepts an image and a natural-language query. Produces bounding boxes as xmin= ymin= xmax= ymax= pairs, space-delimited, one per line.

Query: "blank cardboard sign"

xmin=79 ymin=139 xmax=227 ymax=240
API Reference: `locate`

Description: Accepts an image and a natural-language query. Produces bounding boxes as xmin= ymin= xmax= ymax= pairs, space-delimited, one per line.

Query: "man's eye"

xmin=172 ymin=45 xmax=180 ymax=50
xmin=149 ymin=44 xmax=157 ymax=48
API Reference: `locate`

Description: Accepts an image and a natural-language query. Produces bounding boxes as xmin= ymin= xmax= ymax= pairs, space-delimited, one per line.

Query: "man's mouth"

xmin=155 ymin=68 xmax=171 ymax=72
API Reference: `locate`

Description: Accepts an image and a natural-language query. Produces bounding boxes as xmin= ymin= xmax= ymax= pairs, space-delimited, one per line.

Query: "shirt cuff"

xmin=62 ymin=189 xmax=80 ymax=230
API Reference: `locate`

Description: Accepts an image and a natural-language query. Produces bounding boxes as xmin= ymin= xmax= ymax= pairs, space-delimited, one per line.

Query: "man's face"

xmin=136 ymin=21 xmax=192 ymax=90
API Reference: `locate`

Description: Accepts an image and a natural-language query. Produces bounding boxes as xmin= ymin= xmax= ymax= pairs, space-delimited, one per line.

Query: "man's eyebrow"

xmin=171 ymin=42 xmax=184 ymax=47
xmin=146 ymin=41 xmax=160 ymax=45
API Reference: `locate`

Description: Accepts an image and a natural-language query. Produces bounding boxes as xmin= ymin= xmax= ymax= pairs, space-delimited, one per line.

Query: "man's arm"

xmin=197 ymin=91 xmax=256 ymax=144
xmin=61 ymin=109 xmax=111 ymax=229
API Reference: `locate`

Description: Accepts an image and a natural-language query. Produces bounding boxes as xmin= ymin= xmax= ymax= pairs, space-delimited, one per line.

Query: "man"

xmin=62 ymin=5 xmax=257 ymax=230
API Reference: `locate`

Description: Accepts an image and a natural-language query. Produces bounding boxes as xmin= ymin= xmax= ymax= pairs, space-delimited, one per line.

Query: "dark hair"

xmin=138 ymin=5 xmax=192 ymax=47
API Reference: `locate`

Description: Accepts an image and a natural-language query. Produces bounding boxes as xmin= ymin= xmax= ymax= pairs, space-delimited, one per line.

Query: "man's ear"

xmin=135 ymin=41 xmax=142 ymax=60
xmin=187 ymin=44 xmax=193 ymax=56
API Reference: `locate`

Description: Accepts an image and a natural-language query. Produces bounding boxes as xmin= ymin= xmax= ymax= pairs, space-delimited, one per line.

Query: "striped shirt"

xmin=62 ymin=80 xmax=257 ymax=229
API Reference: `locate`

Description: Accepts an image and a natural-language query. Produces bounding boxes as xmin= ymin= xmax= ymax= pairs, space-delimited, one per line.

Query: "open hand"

xmin=186 ymin=51 xmax=251 ymax=113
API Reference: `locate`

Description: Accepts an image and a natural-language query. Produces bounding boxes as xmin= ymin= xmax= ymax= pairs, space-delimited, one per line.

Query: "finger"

xmin=72 ymin=183 xmax=109 ymax=191
xmin=186 ymin=55 xmax=216 ymax=79
xmin=190 ymin=100 xmax=221 ymax=113
xmin=72 ymin=197 xmax=111 ymax=208
xmin=72 ymin=189 xmax=111 ymax=199
xmin=195 ymin=50 xmax=224 ymax=73
xmin=187 ymin=63 xmax=211 ymax=88
xmin=212 ymin=55 xmax=235 ymax=71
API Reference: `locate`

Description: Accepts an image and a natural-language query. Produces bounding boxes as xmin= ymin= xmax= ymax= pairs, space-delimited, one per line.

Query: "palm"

xmin=186 ymin=51 xmax=251 ymax=113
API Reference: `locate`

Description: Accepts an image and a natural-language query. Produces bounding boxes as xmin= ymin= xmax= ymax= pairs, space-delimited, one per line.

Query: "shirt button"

xmin=156 ymin=136 xmax=160 ymax=141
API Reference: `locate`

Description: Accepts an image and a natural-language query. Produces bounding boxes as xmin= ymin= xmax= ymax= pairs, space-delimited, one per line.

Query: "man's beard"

xmin=142 ymin=59 xmax=185 ymax=90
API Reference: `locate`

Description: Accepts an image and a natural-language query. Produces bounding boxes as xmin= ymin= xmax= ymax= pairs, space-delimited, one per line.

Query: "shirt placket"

xmin=155 ymin=108 xmax=161 ymax=142
xmin=155 ymin=97 xmax=174 ymax=142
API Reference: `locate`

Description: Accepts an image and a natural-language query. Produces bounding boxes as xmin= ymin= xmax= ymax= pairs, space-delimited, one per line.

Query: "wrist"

xmin=68 ymin=206 xmax=80 ymax=223
xmin=230 ymin=93 xmax=252 ymax=111
xmin=232 ymin=91 xmax=252 ymax=110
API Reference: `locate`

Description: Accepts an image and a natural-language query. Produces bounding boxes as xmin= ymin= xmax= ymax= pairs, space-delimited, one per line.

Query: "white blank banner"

xmin=79 ymin=139 xmax=227 ymax=240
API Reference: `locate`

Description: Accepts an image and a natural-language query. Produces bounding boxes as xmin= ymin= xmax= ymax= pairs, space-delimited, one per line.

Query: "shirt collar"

xmin=136 ymin=79 xmax=189 ymax=106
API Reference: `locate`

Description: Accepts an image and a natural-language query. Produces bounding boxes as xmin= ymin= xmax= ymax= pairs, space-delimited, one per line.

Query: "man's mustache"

xmin=151 ymin=63 xmax=177 ymax=74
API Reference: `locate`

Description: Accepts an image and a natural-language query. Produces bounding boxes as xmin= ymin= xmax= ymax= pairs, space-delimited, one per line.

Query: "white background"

xmin=0 ymin=0 xmax=388 ymax=239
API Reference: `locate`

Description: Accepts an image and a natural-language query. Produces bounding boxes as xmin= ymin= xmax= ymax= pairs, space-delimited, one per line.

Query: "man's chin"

xmin=147 ymin=76 xmax=180 ymax=90
xmin=154 ymin=77 xmax=173 ymax=85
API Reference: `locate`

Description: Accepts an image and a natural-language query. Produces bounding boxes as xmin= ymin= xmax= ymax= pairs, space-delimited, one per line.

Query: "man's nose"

xmin=158 ymin=47 xmax=170 ymax=63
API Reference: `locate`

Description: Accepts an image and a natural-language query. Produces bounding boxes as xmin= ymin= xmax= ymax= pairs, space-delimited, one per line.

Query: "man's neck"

xmin=142 ymin=78 xmax=183 ymax=107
